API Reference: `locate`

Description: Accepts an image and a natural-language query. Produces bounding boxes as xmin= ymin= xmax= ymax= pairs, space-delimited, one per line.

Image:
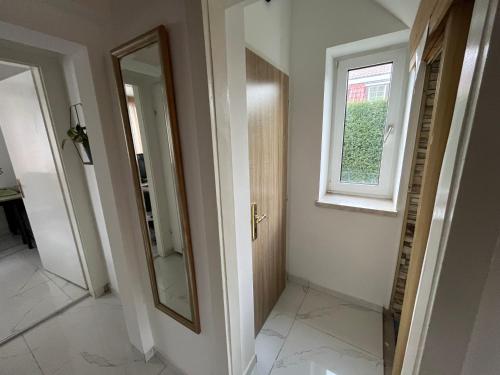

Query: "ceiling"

xmin=374 ymin=0 xmax=420 ymax=27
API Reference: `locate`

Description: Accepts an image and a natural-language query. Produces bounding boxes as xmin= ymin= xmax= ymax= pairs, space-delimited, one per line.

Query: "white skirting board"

xmin=287 ymin=273 xmax=383 ymax=313
xmin=148 ymin=344 xmax=256 ymax=375
xmin=149 ymin=347 xmax=186 ymax=375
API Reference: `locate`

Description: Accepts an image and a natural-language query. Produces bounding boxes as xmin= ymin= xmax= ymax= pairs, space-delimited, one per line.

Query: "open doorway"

xmin=206 ymin=0 xmax=488 ymax=374
xmin=0 ymin=61 xmax=88 ymax=344
xmin=221 ymin=1 xmax=407 ymax=373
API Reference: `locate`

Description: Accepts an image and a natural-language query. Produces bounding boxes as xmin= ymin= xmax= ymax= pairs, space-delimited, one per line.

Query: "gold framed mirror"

xmin=111 ymin=26 xmax=200 ymax=333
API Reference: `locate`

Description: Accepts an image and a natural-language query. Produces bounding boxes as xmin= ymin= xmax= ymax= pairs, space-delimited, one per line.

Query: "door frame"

xmin=0 ymin=57 xmax=88 ymax=287
xmin=400 ymin=0 xmax=498 ymax=373
xmin=202 ymin=1 xmax=496 ymax=375
xmin=202 ymin=1 xmax=276 ymax=374
xmin=0 ymin=41 xmax=107 ymax=296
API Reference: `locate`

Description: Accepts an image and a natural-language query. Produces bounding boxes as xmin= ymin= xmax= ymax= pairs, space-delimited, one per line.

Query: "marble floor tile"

xmin=0 ymin=248 xmax=50 ymax=299
xmin=253 ymin=328 xmax=286 ymax=375
xmin=0 ymin=279 xmax=71 ymax=339
xmin=0 ymin=336 xmax=42 ymax=375
xmin=296 ymin=289 xmax=383 ymax=358
xmin=50 ymin=275 xmax=88 ymax=300
xmin=159 ymin=363 xmax=185 ymax=375
xmin=270 ymin=321 xmax=383 ymax=375
xmin=23 ymin=294 xmax=166 ymax=375
xmin=0 ymin=244 xmax=88 ymax=342
xmin=0 ymin=236 xmax=26 ymax=260
xmin=264 ymin=282 xmax=308 ymax=337
xmin=253 ymin=282 xmax=308 ymax=375
xmin=0 ymin=234 xmax=23 ymax=253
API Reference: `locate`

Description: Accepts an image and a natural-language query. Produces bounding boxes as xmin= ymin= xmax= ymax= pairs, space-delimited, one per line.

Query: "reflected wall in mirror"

xmin=111 ymin=26 xmax=200 ymax=333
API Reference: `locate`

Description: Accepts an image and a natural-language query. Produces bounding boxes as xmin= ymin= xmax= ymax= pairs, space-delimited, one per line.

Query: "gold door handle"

xmin=256 ymin=214 xmax=267 ymax=224
xmin=251 ymin=203 xmax=267 ymax=241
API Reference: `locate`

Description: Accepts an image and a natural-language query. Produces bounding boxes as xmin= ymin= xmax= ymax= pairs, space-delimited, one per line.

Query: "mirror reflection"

xmin=119 ymin=41 xmax=194 ymax=322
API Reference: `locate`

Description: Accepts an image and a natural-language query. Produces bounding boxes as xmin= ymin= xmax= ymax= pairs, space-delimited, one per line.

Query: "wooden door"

xmin=246 ymin=49 xmax=288 ymax=334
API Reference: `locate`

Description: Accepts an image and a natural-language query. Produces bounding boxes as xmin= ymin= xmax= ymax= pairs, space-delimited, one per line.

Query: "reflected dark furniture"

xmin=0 ymin=193 xmax=35 ymax=249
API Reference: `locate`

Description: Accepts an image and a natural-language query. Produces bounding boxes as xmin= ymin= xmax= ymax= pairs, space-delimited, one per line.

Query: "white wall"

xmin=0 ymin=1 xmax=230 ymax=374
xmin=0 ymin=7 xmax=149 ymax=351
xmin=287 ymin=0 xmax=407 ymax=307
xmin=61 ymin=55 xmax=119 ymax=292
xmin=107 ymin=1 xmax=230 ymax=374
xmin=461 ymin=239 xmax=500 ymax=375
xmin=244 ymin=0 xmax=291 ymax=74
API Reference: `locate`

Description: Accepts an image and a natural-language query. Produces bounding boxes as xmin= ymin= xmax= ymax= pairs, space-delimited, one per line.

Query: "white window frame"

xmin=328 ymin=47 xmax=407 ymax=199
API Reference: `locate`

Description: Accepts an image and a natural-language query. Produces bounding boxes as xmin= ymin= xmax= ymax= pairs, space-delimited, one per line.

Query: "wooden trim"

xmin=423 ymin=26 xmax=445 ymax=62
xmin=392 ymin=2 xmax=473 ymax=373
xmin=383 ymin=309 xmax=396 ymax=375
xmin=410 ymin=0 xmax=436 ymax=55
xmin=410 ymin=0 xmax=456 ymax=57
xmin=110 ymin=26 xmax=201 ymax=334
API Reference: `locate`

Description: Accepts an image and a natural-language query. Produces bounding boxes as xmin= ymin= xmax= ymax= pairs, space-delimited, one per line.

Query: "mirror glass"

xmin=114 ymin=34 xmax=198 ymax=330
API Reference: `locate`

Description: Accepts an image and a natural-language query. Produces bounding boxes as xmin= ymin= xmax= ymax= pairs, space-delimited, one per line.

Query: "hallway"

xmin=253 ymin=283 xmax=384 ymax=375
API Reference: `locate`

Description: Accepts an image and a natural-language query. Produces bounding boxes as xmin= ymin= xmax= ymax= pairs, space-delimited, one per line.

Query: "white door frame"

xmin=202 ymin=0 xmax=498 ymax=374
xmin=0 ymin=53 xmax=89 ymax=287
xmin=202 ymin=0 xmax=290 ymax=374
xmin=202 ymin=1 xmax=262 ymax=374
xmin=0 ymin=63 xmax=87 ymax=287
xmin=0 ymin=40 xmax=108 ymax=296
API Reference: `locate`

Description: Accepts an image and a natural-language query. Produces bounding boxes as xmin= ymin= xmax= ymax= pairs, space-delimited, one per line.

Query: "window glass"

xmin=340 ymin=63 xmax=393 ymax=185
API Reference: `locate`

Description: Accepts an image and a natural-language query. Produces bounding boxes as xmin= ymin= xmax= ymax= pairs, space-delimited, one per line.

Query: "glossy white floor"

xmin=154 ymin=253 xmax=191 ymax=319
xmin=252 ymin=282 xmax=384 ymax=375
xmin=0 ymin=234 xmax=88 ymax=343
xmin=0 ymin=293 xmax=183 ymax=375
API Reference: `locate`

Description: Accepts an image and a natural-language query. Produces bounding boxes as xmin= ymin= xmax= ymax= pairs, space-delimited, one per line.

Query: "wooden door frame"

xmin=393 ymin=3 xmax=472 ymax=373
xmin=392 ymin=0 xmax=494 ymax=373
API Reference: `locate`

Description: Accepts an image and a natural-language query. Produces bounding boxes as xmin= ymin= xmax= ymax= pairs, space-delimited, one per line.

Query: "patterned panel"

xmin=391 ymin=58 xmax=441 ymax=320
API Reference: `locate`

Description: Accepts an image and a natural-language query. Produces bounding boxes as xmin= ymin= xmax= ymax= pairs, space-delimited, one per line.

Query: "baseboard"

xmin=287 ymin=273 xmax=383 ymax=313
xmin=243 ymin=354 xmax=257 ymax=375
xmin=150 ymin=348 xmax=255 ymax=375
xmin=152 ymin=347 xmax=186 ymax=374
xmin=144 ymin=346 xmax=156 ymax=362
xmin=91 ymin=283 xmax=110 ymax=298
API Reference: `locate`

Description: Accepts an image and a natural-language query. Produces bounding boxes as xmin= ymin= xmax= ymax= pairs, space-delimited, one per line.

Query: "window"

xmin=367 ymin=83 xmax=389 ymax=101
xmin=328 ymin=48 xmax=407 ymax=199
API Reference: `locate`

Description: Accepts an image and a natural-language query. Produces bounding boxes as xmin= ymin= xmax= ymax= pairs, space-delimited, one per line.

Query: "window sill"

xmin=316 ymin=193 xmax=398 ymax=216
